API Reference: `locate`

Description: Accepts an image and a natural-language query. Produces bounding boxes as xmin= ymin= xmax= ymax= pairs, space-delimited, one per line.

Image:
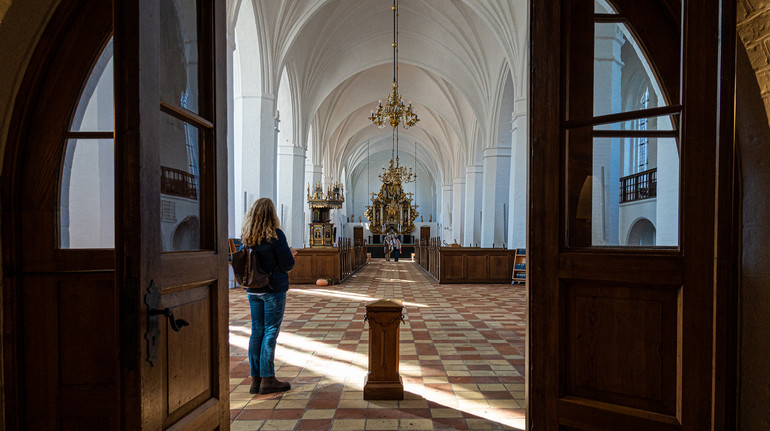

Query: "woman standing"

xmin=384 ymin=234 xmax=392 ymax=261
xmin=241 ymin=198 xmax=297 ymax=394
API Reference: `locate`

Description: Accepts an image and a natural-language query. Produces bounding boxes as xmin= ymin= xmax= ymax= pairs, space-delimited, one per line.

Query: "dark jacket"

xmin=247 ymin=228 xmax=295 ymax=293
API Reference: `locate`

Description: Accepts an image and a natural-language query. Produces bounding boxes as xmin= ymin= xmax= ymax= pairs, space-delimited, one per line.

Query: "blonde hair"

xmin=241 ymin=198 xmax=281 ymax=246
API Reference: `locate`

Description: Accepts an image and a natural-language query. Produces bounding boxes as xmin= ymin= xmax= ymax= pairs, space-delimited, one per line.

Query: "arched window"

xmin=576 ymin=0 xmax=679 ymax=247
xmin=60 ymin=39 xmax=115 ymax=249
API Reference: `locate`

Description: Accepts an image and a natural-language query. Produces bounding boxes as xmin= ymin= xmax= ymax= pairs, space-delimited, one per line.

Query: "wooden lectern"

xmin=363 ymin=299 xmax=404 ymax=400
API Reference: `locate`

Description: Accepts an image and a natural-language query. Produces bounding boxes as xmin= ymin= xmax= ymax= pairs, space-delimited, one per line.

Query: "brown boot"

xmin=249 ymin=376 xmax=261 ymax=394
xmin=259 ymin=376 xmax=291 ymax=394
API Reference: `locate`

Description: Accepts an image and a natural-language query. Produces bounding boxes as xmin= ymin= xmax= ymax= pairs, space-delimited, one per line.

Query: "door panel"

xmin=59 ymin=279 xmax=119 ymax=385
xmin=164 ymin=286 xmax=213 ymax=424
xmin=114 ymin=0 xmax=228 ymax=429
xmin=562 ymin=281 xmax=679 ymax=415
xmin=529 ymin=0 xmax=735 ymax=429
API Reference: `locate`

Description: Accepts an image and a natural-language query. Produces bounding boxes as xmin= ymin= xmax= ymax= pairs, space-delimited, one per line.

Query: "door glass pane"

xmin=572 ymin=136 xmax=679 ymax=247
xmin=160 ymin=0 xmax=199 ymax=114
xmin=595 ymin=0 xmax=617 ymax=14
xmin=160 ymin=112 xmax=201 ymax=251
xmin=593 ymin=113 xmax=677 ymax=132
xmin=70 ymin=39 xmax=114 ymax=132
xmin=60 ymin=139 xmax=115 ymax=248
xmin=594 ymin=22 xmax=668 ymax=116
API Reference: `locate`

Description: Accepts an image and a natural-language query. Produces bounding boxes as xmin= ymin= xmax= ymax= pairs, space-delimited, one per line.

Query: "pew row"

xmin=414 ymin=237 xmax=516 ymax=284
xmin=288 ymin=238 xmax=367 ymax=284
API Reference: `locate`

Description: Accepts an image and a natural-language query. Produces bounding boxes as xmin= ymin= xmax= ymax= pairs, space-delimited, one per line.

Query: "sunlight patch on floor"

xmin=230 ymin=328 xmax=524 ymax=429
xmin=374 ymin=277 xmax=417 ymax=283
xmin=291 ymin=287 xmax=428 ymax=307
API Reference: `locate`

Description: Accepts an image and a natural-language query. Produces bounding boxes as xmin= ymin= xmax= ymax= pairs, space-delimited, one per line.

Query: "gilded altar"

xmin=365 ymin=158 xmax=418 ymax=235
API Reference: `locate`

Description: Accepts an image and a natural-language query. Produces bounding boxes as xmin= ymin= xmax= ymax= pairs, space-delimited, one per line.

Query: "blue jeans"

xmin=248 ymin=291 xmax=286 ymax=377
xmin=394 ymin=249 xmax=400 ymax=261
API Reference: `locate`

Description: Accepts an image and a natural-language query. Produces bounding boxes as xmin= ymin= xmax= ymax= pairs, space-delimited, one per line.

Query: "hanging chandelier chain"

xmin=368 ymin=0 xmax=419 ymax=130
xmin=393 ymin=0 xmax=398 ymax=84
xmin=392 ymin=126 xmax=395 ymax=162
xmin=364 ymin=0 xmax=418 ymax=236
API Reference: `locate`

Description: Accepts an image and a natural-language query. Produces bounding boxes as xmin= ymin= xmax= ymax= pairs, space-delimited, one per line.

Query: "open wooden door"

xmin=114 ymin=0 xmax=229 ymax=429
xmin=529 ymin=0 xmax=736 ymax=430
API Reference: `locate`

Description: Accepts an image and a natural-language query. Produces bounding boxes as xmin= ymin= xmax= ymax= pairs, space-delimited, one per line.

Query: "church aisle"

xmin=228 ymin=259 xmax=526 ymax=430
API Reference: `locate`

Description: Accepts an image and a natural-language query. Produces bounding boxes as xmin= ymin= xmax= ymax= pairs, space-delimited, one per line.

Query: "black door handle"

xmin=150 ymin=307 xmax=189 ymax=332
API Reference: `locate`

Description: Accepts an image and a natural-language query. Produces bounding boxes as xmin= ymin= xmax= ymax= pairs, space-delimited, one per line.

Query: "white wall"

xmin=618 ymin=199 xmax=656 ymax=245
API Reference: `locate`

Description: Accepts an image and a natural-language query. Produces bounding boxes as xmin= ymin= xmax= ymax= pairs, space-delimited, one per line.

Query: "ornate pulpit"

xmin=307 ymin=182 xmax=343 ymax=247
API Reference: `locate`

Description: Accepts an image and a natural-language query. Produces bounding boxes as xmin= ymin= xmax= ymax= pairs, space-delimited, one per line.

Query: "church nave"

xmin=228 ymin=260 xmax=526 ymax=430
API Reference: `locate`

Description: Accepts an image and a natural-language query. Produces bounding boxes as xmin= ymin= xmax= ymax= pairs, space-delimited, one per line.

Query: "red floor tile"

xmin=295 ymin=419 xmax=333 ymax=430
xmin=334 ymin=409 xmax=367 ymax=419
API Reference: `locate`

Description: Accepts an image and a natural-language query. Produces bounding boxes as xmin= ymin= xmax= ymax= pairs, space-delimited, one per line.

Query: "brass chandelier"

xmin=368 ymin=0 xmax=419 ymax=129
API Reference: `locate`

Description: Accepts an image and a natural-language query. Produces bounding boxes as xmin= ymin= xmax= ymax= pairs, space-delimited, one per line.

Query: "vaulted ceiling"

xmin=228 ymin=0 xmax=528 ymax=186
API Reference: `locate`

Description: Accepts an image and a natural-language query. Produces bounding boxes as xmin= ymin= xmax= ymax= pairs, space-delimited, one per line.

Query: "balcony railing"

xmin=620 ymin=168 xmax=657 ymax=203
xmin=161 ymin=166 xmax=198 ymax=200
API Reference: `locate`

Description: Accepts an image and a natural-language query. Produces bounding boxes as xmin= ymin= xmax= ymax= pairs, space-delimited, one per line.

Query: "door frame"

xmin=528 ymin=0 xmax=738 ymax=429
xmin=1 ymin=0 xmax=741 ymax=429
xmin=2 ymin=0 xmax=231 ymax=428
xmin=2 ymin=1 xmax=115 ymax=428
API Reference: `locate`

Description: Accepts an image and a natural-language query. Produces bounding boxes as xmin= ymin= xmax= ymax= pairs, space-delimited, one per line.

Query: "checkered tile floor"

xmin=229 ymin=259 xmax=526 ymax=430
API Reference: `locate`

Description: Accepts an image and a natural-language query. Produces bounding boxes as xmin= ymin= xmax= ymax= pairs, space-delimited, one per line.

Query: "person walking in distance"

xmin=241 ymin=198 xmax=297 ymax=394
xmin=393 ymin=235 xmax=402 ymax=262
xmin=384 ymin=234 xmax=392 ymax=261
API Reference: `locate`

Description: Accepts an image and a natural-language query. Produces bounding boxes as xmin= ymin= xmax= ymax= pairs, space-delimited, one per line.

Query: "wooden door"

xmin=1 ymin=1 xmax=118 ymax=428
xmin=354 ymin=226 xmax=364 ymax=244
xmin=529 ymin=0 xmax=735 ymax=430
xmin=114 ymin=0 xmax=229 ymax=429
xmin=420 ymin=226 xmax=430 ymax=241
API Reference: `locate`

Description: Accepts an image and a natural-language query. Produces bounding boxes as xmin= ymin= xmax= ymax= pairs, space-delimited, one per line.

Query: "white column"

xmin=452 ymin=177 xmax=465 ymax=245
xmin=277 ymin=145 xmax=306 ymax=249
xmin=656 ymin=137 xmax=679 ymax=245
xmin=592 ymin=24 xmax=624 ymax=245
xmin=305 ymin=163 xmax=323 ymax=188
xmin=226 ymin=33 xmax=236 ymax=237
xmin=480 ymin=147 xmax=511 ymax=247
xmin=238 ymin=93 xmax=277 ymax=213
xmin=508 ymin=99 xmax=527 ymax=249
xmin=441 ymin=184 xmax=453 ymax=245
xmin=464 ymin=165 xmax=483 ymax=246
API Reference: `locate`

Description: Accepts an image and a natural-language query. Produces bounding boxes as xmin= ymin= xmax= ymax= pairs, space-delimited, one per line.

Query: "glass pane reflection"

xmin=595 ymin=0 xmax=617 ymax=14
xmin=583 ymin=137 xmax=679 ymax=247
xmin=593 ymin=114 xmax=676 ymax=132
xmin=60 ymin=139 xmax=115 ymax=248
xmin=160 ymin=0 xmax=199 ymax=114
xmin=160 ymin=112 xmax=201 ymax=251
xmin=70 ymin=39 xmax=114 ymax=132
xmin=594 ymin=22 xmax=668 ymax=117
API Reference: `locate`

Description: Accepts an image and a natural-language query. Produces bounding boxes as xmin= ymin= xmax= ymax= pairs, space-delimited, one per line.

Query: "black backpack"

xmin=231 ymin=246 xmax=271 ymax=289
